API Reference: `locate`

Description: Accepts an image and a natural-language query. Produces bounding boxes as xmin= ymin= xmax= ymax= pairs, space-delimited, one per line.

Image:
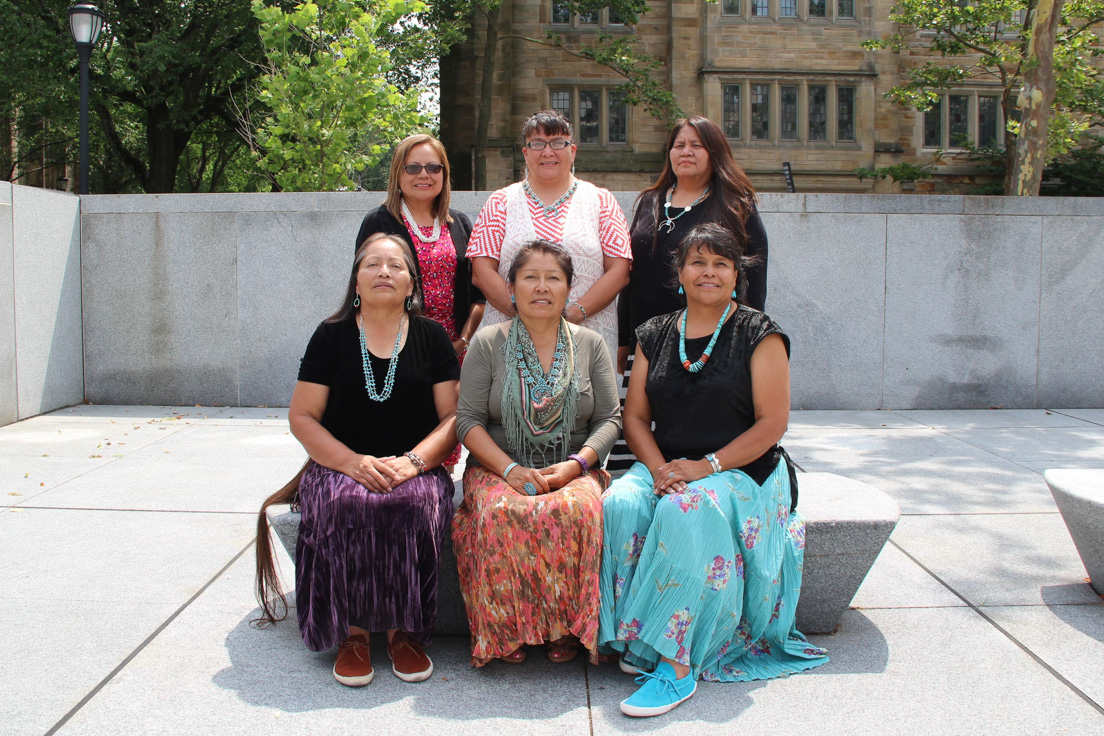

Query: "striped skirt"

xmin=295 ymin=461 xmax=454 ymax=652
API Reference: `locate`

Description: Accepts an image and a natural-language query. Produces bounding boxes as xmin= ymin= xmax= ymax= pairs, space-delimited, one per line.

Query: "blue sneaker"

xmin=619 ymin=662 xmax=697 ymax=717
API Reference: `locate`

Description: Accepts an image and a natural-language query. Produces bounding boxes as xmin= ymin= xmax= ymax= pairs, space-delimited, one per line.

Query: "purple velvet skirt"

xmin=295 ymin=461 xmax=454 ymax=652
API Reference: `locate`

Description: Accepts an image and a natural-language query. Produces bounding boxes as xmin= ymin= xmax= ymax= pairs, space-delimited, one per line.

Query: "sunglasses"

xmin=403 ymin=163 xmax=445 ymax=175
xmin=524 ymin=140 xmax=573 ymax=150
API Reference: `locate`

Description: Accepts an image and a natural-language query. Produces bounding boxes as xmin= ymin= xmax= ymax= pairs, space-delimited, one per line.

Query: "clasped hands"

xmin=341 ymin=453 xmax=420 ymax=493
xmin=650 ymin=458 xmax=713 ymax=496
xmin=504 ymin=460 xmax=584 ymax=496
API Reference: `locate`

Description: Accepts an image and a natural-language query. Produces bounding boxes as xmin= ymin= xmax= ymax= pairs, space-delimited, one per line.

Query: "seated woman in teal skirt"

xmin=598 ymin=223 xmax=828 ymax=717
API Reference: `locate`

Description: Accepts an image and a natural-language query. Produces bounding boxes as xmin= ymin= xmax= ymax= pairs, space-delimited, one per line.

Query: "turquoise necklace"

xmin=516 ymin=321 xmax=567 ymax=408
xmin=661 ymin=185 xmax=710 ymax=233
xmin=358 ymin=314 xmax=405 ymax=401
xmin=523 ymin=178 xmax=578 ymax=218
xmin=679 ymin=302 xmax=732 ymax=373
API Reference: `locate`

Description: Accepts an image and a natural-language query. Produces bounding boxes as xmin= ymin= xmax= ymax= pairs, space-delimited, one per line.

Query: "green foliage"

xmin=1 ymin=0 xmax=266 ymax=193
xmin=863 ymin=0 xmax=1104 ymax=170
xmin=245 ymin=0 xmax=430 ymax=191
xmin=855 ymin=161 xmax=939 ymax=183
xmin=1041 ymin=135 xmax=1104 ymax=195
xmin=549 ymin=31 xmax=682 ymax=124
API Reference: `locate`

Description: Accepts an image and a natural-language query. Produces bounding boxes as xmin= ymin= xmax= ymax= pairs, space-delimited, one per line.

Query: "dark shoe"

xmin=387 ymin=631 xmax=434 ymax=682
xmin=333 ymin=633 xmax=374 ymax=687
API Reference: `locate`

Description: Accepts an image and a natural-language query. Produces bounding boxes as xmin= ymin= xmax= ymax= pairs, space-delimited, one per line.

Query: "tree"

xmin=440 ymin=0 xmax=681 ymax=189
xmin=0 ymin=0 xmax=266 ymax=193
xmin=863 ymin=0 xmax=1104 ymax=195
xmin=241 ymin=0 xmax=432 ymax=191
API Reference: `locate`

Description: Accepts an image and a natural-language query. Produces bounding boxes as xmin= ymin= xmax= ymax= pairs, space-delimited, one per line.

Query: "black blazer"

xmin=355 ymin=204 xmax=485 ymax=331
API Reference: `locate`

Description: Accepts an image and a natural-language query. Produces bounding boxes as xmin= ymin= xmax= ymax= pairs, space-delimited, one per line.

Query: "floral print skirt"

xmin=597 ymin=460 xmax=829 ymax=682
xmin=453 ymin=464 xmax=610 ymax=666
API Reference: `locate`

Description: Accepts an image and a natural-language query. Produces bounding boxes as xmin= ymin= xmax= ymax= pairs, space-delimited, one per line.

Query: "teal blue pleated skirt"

xmin=598 ymin=460 xmax=829 ymax=682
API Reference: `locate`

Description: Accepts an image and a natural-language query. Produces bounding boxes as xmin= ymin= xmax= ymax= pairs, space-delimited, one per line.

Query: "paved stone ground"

xmin=2 ymin=406 xmax=1103 ymax=735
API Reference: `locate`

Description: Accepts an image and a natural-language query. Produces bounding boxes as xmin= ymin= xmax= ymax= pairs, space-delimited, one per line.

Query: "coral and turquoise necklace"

xmin=357 ymin=314 xmax=405 ymax=401
xmin=678 ymin=302 xmax=732 ymax=373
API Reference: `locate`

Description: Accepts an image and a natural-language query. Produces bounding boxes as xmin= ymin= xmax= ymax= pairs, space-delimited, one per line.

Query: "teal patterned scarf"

xmin=500 ymin=317 xmax=580 ymax=468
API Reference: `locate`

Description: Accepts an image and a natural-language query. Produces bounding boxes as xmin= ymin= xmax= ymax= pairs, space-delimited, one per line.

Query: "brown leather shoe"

xmin=387 ymin=631 xmax=434 ymax=682
xmin=333 ymin=633 xmax=373 ymax=687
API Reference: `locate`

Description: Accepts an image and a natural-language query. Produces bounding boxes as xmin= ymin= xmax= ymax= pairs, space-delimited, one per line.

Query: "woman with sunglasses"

xmin=467 ymin=110 xmax=632 ymax=362
xmin=356 ymin=134 xmax=485 ymax=361
xmin=357 ymin=134 xmax=485 ymax=470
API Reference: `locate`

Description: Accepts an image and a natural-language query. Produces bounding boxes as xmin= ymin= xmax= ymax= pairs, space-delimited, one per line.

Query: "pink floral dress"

xmin=403 ymin=216 xmax=463 ymax=466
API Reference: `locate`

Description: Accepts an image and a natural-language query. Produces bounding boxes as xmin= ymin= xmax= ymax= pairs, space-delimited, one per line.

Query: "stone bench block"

xmin=1045 ymin=469 xmax=1104 ymax=595
xmin=266 ymin=473 xmax=900 ymax=638
xmin=796 ymin=473 xmax=901 ymax=634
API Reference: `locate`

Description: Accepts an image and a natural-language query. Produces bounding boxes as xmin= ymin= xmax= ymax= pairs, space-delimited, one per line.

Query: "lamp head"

xmin=69 ymin=3 xmax=104 ymax=48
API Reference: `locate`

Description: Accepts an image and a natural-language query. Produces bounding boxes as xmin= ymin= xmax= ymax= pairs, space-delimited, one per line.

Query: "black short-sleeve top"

xmin=297 ymin=314 xmax=461 ymax=456
xmin=636 ymin=306 xmax=789 ymax=484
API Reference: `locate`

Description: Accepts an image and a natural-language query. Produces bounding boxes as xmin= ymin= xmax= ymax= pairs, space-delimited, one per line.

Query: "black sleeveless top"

xmin=636 ymin=306 xmax=789 ymax=485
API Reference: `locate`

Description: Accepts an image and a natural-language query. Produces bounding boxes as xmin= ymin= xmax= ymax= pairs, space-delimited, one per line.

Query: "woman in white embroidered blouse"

xmin=466 ymin=109 xmax=632 ymax=361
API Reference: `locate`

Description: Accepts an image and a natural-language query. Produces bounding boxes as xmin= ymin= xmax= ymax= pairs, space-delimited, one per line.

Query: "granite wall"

xmin=0 ymin=183 xmax=15 ymax=425
xmin=67 ymin=192 xmax=1104 ymax=411
xmin=1 ymin=184 xmax=84 ymax=426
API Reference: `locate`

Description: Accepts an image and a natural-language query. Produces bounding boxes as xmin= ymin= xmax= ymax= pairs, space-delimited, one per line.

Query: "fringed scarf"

xmin=500 ymin=317 xmax=580 ymax=469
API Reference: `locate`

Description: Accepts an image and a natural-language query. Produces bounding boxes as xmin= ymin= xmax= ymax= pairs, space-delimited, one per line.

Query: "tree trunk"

xmin=145 ymin=104 xmax=184 ymax=194
xmin=0 ymin=114 xmax=12 ymax=181
xmin=473 ymin=3 xmax=501 ymax=191
xmin=1010 ymin=0 xmax=1066 ymax=196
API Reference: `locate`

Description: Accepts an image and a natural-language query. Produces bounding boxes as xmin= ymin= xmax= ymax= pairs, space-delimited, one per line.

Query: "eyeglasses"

xmin=524 ymin=140 xmax=573 ymax=150
xmin=402 ymin=163 xmax=445 ymax=175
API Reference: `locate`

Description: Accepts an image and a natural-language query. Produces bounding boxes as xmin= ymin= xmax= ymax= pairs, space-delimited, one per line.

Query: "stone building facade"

xmin=439 ymin=0 xmax=1012 ymax=193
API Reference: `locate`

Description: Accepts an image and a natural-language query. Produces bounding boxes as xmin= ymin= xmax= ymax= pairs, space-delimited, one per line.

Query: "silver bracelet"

xmin=574 ymin=301 xmax=588 ymax=320
xmin=404 ymin=451 xmax=427 ymax=475
xmin=705 ymin=452 xmax=722 ymax=474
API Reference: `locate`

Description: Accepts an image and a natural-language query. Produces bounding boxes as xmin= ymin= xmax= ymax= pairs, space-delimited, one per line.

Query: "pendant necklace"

xmin=516 ymin=321 xmax=567 ymax=409
xmin=358 ymin=313 xmax=405 ymax=401
xmin=660 ymin=185 xmax=710 ymax=233
xmin=401 ymin=198 xmax=441 ymax=243
xmin=523 ymin=178 xmax=578 ymax=219
xmin=679 ymin=302 xmax=732 ymax=373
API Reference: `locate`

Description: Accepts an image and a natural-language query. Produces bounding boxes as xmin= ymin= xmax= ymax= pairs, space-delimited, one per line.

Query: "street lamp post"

xmin=68 ymin=3 xmax=104 ymax=195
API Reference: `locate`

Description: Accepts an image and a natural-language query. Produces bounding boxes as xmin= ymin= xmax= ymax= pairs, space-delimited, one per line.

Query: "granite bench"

xmin=266 ymin=471 xmax=899 ymax=636
xmin=1045 ymin=469 xmax=1104 ymax=595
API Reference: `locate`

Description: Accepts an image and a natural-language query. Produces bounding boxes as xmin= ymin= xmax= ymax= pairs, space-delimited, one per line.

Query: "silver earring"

xmin=353 ymin=294 xmax=360 ymax=307
xmin=404 ymin=295 xmax=413 ymax=311
xmin=571 ymin=163 xmax=575 ymax=176
xmin=510 ymin=294 xmax=516 ymax=305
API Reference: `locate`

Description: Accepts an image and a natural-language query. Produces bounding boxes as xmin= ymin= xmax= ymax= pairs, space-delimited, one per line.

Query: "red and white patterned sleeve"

xmin=465 ymin=190 xmax=510 ymax=260
xmin=596 ymin=188 xmax=633 ymax=261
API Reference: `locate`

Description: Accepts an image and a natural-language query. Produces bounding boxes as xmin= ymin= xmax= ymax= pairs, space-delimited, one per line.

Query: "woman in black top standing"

xmin=254 ymin=234 xmax=461 ymax=688
xmin=609 ymin=116 xmax=767 ymax=472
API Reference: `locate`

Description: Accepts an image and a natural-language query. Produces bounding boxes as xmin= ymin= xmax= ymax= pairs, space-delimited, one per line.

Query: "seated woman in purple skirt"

xmin=255 ymin=233 xmax=461 ymax=687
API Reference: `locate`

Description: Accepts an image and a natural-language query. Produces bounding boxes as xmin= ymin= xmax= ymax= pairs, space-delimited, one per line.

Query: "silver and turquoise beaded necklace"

xmin=523 ymin=178 xmax=578 ymax=219
xmin=516 ymin=321 xmax=568 ymax=407
xmin=660 ymin=184 xmax=710 ymax=233
xmin=357 ymin=313 xmax=405 ymax=401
